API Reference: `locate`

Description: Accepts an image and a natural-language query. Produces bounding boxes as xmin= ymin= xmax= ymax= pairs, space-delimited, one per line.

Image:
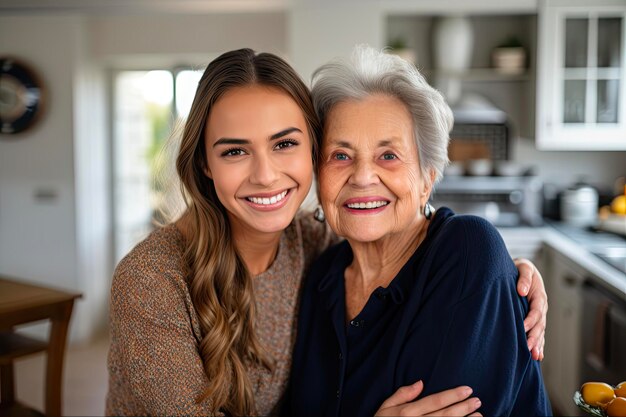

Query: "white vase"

xmin=433 ymin=16 xmax=474 ymax=72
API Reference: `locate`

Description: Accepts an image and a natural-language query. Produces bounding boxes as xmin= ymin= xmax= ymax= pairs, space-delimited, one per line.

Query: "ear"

xmin=420 ymin=169 xmax=436 ymax=203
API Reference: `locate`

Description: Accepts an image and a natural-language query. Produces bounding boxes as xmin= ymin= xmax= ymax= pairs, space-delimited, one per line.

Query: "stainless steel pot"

xmin=561 ymin=184 xmax=599 ymax=227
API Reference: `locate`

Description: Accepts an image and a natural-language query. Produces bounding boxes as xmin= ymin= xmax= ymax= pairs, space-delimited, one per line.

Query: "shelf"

xmin=423 ymin=68 xmax=531 ymax=82
xmin=562 ymin=67 xmax=621 ymax=80
xmin=386 ymin=13 xmax=538 ymax=139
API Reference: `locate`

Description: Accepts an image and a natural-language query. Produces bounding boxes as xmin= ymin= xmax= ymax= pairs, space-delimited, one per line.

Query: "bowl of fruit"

xmin=597 ymin=184 xmax=626 ymax=236
xmin=574 ymin=381 xmax=626 ymax=417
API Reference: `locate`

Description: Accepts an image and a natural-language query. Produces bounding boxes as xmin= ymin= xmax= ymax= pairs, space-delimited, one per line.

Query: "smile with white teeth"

xmin=246 ymin=190 xmax=288 ymax=205
xmin=346 ymin=201 xmax=389 ymax=209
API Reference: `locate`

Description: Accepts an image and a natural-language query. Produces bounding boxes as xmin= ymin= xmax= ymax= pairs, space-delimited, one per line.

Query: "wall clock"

xmin=0 ymin=57 xmax=45 ymax=135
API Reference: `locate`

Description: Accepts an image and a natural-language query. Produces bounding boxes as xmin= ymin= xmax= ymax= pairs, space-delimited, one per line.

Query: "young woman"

xmin=106 ymin=48 xmax=547 ymax=416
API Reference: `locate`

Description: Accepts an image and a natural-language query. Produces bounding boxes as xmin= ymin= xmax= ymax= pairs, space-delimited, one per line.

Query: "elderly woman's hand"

xmin=514 ymin=258 xmax=547 ymax=361
xmin=375 ymin=381 xmax=482 ymax=417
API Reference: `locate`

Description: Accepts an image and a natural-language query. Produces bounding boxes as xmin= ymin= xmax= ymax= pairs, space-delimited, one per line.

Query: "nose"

xmin=250 ymin=154 xmax=280 ymax=186
xmin=348 ymin=158 xmax=380 ymax=187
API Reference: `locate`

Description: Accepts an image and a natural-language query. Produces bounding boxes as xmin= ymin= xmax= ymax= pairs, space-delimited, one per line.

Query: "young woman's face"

xmin=204 ymin=84 xmax=313 ymax=236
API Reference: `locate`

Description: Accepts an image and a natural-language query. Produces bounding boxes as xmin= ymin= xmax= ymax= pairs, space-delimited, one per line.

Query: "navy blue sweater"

xmin=286 ymin=208 xmax=551 ymax=417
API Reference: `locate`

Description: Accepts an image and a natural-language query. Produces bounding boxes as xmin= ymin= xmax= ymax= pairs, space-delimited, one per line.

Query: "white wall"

xmin=73 ymin=17 xmax=112 ymax=343
xmin=0 ymin=14 xmax=82 ymax=337
xmin=0 ymin=15 xmax=81 ymax=292
xmin=90 ymin=12 xmax=287 ymax=61
xmin=288 ymin=2 xmax=383 ymax=81
xmin=514 ymin=140 xmax=626 ymax=189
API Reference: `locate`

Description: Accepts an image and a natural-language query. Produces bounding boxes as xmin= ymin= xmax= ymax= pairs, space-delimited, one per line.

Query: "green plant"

xmin=145 ymin=102 xmax=173 ymax=194
xmin=497 ymin=35 xmax=523 ymax=48
xmin=388 ymin=37 xmax=408 ymax=50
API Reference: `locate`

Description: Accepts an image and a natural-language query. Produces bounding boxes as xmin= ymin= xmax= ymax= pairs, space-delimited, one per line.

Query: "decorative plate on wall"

xmin=0 ymin=57 xmax=45 ymax=135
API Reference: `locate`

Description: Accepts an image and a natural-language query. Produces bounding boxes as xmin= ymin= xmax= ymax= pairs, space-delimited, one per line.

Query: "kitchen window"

xmin=112 ymin=67 xmax=202 ymax=262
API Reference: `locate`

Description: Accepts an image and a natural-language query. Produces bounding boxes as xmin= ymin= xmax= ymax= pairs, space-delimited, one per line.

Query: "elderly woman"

xmin=287 ymin=46 xmax=552 ymax=417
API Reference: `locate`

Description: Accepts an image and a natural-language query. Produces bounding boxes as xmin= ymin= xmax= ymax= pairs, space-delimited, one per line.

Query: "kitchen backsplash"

xmin=513 ymin=138 xmax=626 ymax=189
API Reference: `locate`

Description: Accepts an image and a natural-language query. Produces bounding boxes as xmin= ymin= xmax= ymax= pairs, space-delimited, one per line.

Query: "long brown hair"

xmin=175 ymin=48 xmax=320 ymax=416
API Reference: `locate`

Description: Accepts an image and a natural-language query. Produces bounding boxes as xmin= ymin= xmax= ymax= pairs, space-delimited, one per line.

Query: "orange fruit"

xmin=607 ymin=397 xmax=626 ymax=417
xmin=615 ymin=381 xmax=626 ymax=398
xmin=582 ymin=382 xmax=616 ymax=408
xmin=612 ymin=195 xmax=626 ymax=215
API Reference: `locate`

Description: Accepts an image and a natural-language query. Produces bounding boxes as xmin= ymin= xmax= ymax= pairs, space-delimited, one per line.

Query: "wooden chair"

xmin=0 ymin=278 xmax=81 ymax=417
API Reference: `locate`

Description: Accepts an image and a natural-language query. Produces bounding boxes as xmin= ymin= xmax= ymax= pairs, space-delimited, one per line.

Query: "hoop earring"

xmin=314 ymin=206 xmax=325 ymax=223
xmin=423 ymin=202 xmax=434 ymax=220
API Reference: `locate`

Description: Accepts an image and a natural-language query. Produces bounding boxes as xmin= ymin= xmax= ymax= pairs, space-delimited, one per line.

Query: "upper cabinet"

xmin=536 ymin=0 xmax=626 ymax=150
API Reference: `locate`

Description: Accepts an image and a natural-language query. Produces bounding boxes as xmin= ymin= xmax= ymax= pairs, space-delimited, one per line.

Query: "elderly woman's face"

xmin=319 ymin=94 xmax=432 ymax=243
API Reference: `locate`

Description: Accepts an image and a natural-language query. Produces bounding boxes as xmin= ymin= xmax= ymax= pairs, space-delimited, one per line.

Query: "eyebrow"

xmin=212 ymin=138 xmax=249 ymax=147
xmin=328 ymin=138 xmax=395 ymax=148
xmin=213 ymin=127 xmax=303 ymax=148
xmin=271 ymin=127 xmax=302 ymax=140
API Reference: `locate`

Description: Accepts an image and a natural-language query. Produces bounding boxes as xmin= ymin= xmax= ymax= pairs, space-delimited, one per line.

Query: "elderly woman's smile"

xmin=319 ymin=93 xmax=432 ymax=243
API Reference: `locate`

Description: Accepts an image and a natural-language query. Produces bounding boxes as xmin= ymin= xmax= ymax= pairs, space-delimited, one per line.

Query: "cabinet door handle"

xmin=586 ymin=300 xmax=612 ymax=371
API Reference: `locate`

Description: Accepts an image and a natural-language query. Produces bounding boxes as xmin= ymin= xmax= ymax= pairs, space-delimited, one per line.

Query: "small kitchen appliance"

xmin=433 ymin=120 xmax=542 ymax=226
xmin=433 ymin=175 xmax=543 ymax=226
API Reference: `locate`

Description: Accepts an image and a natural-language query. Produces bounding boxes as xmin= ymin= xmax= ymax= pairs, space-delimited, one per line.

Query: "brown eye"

xmin=275 ymin=139 xmax=298 ymax=150
xmin=221 ymin=148 xmax=246 ymax=157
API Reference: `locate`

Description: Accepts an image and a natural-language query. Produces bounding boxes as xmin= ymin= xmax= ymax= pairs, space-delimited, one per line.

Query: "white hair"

xmin=311 ymin=44 xmax=453 ymax=186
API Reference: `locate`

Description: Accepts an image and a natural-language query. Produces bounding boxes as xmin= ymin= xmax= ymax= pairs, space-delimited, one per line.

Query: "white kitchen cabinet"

xmin=538 ymin=243 xmax=584 ymax=416
xmin=536 ymin=0 xmax=626 ymax=150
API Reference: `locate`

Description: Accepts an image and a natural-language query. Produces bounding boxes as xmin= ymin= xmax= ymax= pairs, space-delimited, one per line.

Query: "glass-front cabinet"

xmin=537 ymin=1 xmax=626 ymax=149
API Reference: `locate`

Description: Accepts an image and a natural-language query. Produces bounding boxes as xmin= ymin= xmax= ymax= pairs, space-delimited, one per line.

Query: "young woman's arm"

xmin=514 ymin=258 xmax=547 ymax=360
xmin=107 ymin=268 xmax=218 ymax=416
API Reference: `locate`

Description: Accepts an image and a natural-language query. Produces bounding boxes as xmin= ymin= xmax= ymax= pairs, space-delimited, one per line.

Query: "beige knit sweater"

xmin=106 ymin=213 xmax=334 ymax=416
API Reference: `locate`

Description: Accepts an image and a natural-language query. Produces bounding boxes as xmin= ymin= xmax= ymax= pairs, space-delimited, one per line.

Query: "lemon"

xmin=612 ymin=195 xmax=626 ymax=215
xmin=582 ymin=382 xmax=616 ymax=408
xmin=607 ymin=397 xmax=626 ymax=417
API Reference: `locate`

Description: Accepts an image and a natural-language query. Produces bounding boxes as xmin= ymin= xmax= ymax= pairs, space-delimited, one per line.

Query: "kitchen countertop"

xmin=541 ymin=222 xmax=626 ymax=301
xmin=495 ymin=222 xmax=626 ymax=301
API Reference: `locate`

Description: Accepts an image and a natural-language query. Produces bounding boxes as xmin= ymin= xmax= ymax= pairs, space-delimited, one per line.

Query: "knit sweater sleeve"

xmin=106 ymin=252 xmax=219 ymax=416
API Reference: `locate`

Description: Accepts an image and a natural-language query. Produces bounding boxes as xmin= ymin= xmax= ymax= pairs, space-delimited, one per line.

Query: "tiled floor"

xmin=13 ymin=334 xmax=109 ymax=417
